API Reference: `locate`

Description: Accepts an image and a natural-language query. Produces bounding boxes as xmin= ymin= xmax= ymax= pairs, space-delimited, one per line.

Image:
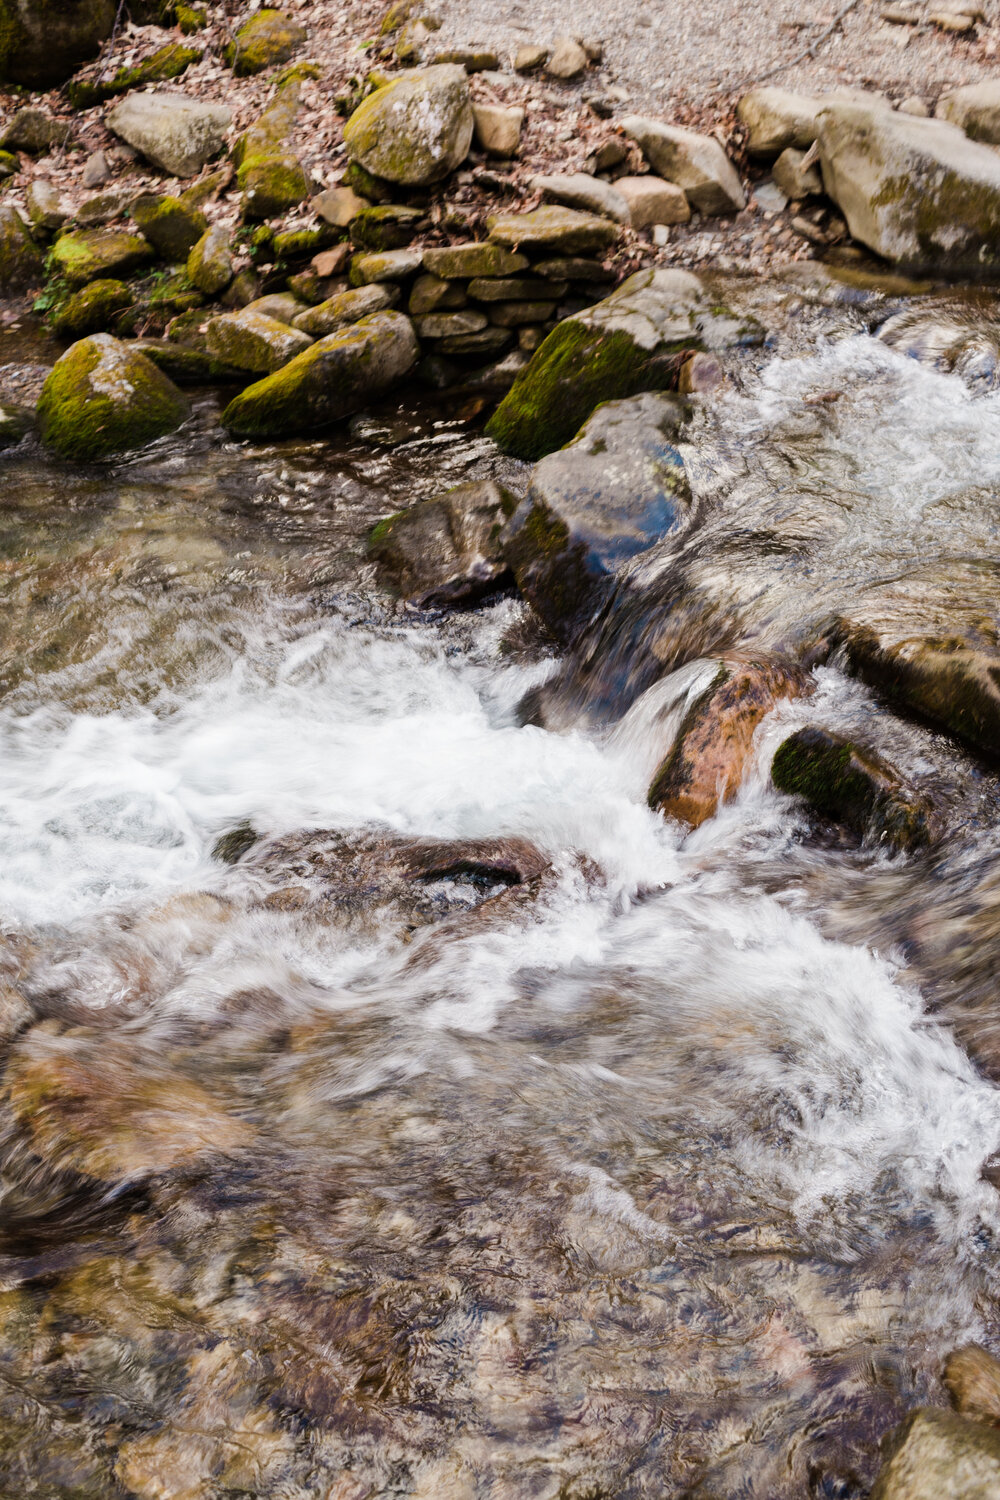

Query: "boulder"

xmin=816 ymin=100 xmax=1000 ymax=273
xmin=220 ymin=309 xmax=419 ymax=437
xmin=107 ymin=91 xmax=232 ymax=177
xmin=343 ymin=64 xmax=474 ymax=186
xmin=487 ymin=204 xmax=619 ymax=253
xmin=614 ymin=175 xmax=691 ymax=227
xmin=67 ymin=39 xmax=201 ymax=109
xmin=771 ymin=726 xmax=930 ymax=850
xmin=0 ymin=205 xmax=42 ymax=289
xmin=37 ymin=334 xmax=189 ymax=461
xmin=243 ymin=293 xmax=306 ymax=325
xmin=292 ymin=284 xmax=397 ymax=336
xmin=737 ymin=87 xmax=833 ymax=158
xmin=369 ymin=479 xmax=518 ymax=607
xmin=473 ymin=103 xmax=524 ymax=157
xmin=531 ymin=172 xmax=630 ymax=223
xmin=50 ymin=278 xmax=134 ymax=338
xmin=408 ymin=273 xmax=466 ymax=313
xmin=224 ymin=8 xmax=307 ymax=75
xmin=49 ymin=228 xmax=153 ymax=286
xmin=869 ymin=1408 xmax=1000 ymax=1499
xmin=500 ymin=391 xmax=692 ymax=641
xmin=0 ymin=404 xmax=32 ymax=448
xmin=205 ymin=310 xmax=313 ymax=374
xmin=622 ymin=117 xmax=746 ymax=214
xmin=422 ymin=241 xmax=529 ymax=278
xmin=0 ymin=107 xmax=69 ymax=153
xmin=130 ymin=193 xmax=207 ymax=260
xmin=187 ymin=224 xmax=233 ymax=295
xmin=936 ymin=81 xmax=1000 ymax=145
xmin=943 ymin=1346 xmax=1000 ymax=1427
xmin=232 ymin=76 xmax=301 ymax=166
xmin=0 ymin=0 xmax=115 ymax=88
xmin=238 ymin=153 xmax=310 ymax=218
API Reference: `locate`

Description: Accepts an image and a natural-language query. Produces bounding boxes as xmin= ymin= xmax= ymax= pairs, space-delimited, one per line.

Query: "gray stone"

xmin=81 ymin=150 xmax=111 ymax=188
xmin=107 ymin=91 xmax=232 ymax=178
xmin=369 ymin=479 xmax=517 ymax=607
xmin=545 ymin=35 xmax=588 ymax=79
xmin=473 ymin=103 xmax=524 ymax=157
xmin=737 ymin=87 xmax=832 ymax=158
xmin=206 ymin=310 xmax=313 ymax=373
xmin=343 ymin=65 xmax=473 ymax=186
xmin=622 ymin=117 xmax=746 ymax=214
xmin=351 ymin=248 xmax=423 ymax=284
xmin=614 ymin=175 xmax=691 ymax=227
xmin=0 ymin=204 xmax=42 ymax=290
xmin=414 ymin=309 xmax=487 ymax=338
xmin=487 ymin=204 xmax=619 ymax=253
xmin=773 ymin=146 xmax=823 ymax=198
xmin=312 ymin=185 xmax=370 ymax=226
xmin=531 ymin=171 xmax=630 ymax=223
xmin=187 ymin=225 xmax=233 ymax=295
xmin=936 ymin=80 xmax=1000 ymax=144
xmin=26 ymin=180 xmax=67 ymax=233
xmin=0 ymin=108 xmax=69 ymax=154
xmin=293 ymin=284 xmax=397 ymax=336
xmin=468 ymin=276 xmax=565 ymax=301
xmin=408 ymin=273 xmax=466 ymax=314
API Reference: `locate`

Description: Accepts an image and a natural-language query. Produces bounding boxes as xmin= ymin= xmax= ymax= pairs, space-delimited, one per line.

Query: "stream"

xmin=2 ymin=270 xmax=1000 ymax=1499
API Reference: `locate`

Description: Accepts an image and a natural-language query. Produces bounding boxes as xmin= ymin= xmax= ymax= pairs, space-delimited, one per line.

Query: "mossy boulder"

xmin=37 ymin=334 xmax=189 ymax=461
xmin=50 ymin=227 xmax=153 ymax=286
xmin=422 ymin=241 xmax=529 ymax=278
xmin=772 ymin=726 xmax=931 ymax=851
xmin=0 ymin=204 xmax=43 ymax=289
xmin=107 ymin=91 xmax=232 ymax=177
xmin=292 ymin=283 xmax=397 ymax=336
xmin=205 ymin=309 xmax=313 ymax=373
xmin=187 ymin=224 xmax=232 ymax=294
xmin=221 ymin=309 xmax=419 ymax=437
xmin=271 ymin=225 xmax=337 ymax=259
xmin=343 ymin=64 xmax=474 ymax=186
xmin=350 ymin=204 xmax=423 ymax=251
xmin=370 ymin=479 xmax=518 ymax=608
xmin=0 ymin=107 xmax=69 ymax=153
xmin=500 ymin=391 xmax=692 ymax=642
xmin=144 ymin=268 xmax=203 ymax=315
xmin=232 ymin=78 xmax=301 ymax=168
xmin=175 ymin=3 xmax=208 ymax=33
xmin=134 ymin=338 xmax=245 ymax=383
xmin=130 ymin=193 xmax=207 ymax=259
xmin=0 ymin=0 xmax=115 ymax=88
xmin=350 ymin=247 xmax=422 ymax=284
xmin=225 ymin=9 xmax=307 ymax=76
xmin=67 ymin=40 xmax=202 ymax=109
xmin=238 ymin=153 xmax=310 ymax=219
xmin=50 ymin=277 xmax=134 ymax=338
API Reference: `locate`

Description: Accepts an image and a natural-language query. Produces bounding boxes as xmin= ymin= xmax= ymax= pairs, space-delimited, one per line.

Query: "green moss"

xmin=274 ymin=59 xmax=321 ymax=86
xmin=238 ymin=154 xmax=310 ymax=220
xmin=0 ymin=204 xmax=42 ymax=290
xmin=0 ymin=149 xmax=17 ymax=177
xmin=175 ymin=4 xmax=208 ymax=33
xmin=0 ymin=0 xmax=116 ymax=90
xmin=272 ymin=226 xmax=337 ymax=260
xmin=49 ymin=228 xmax=152 ymax=286
xmin=368 ymin=511 xmax=406 ymax=549
xmin=232 ymin=82 xmax=301 ymax=168
xmin=37 ymin=334 xmax=189 ymax=461
xmin=343 ymin=160 xmax=396 ymax=204
xmin=224 ymin=9 xmax=307 ymax=76
xmin=49 ymin=277 xmax=133 ymax=338
xmin=130 ymin=194 xmax=207 ymax=260
xmin=350 ymin=205 xmax=422 ymax=252
xmin=67 ymin=40 xmax=201 ymax=108
xmin=772 ymin=726 xmax=929 ymax=850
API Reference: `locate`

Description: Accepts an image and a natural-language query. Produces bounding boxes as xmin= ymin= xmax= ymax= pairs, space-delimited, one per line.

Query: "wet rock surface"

xmin=370 ymin=477 xmax=517 ymax=608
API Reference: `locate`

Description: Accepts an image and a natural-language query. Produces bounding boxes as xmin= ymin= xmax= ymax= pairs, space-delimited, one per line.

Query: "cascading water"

xmin=3 ymin=277 xmax=1000 ymax=1499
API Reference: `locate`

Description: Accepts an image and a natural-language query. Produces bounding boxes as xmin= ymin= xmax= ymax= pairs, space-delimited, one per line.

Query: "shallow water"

xmin=3 ymin=286 xmax=1000 ymax=1499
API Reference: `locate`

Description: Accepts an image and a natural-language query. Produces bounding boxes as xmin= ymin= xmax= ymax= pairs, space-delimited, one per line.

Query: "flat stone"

xmin=488 ymin=300 xmax=558 ymax=326
xmin=350 ymin=248 xmax=423 ymax=284
xmin=533 ymin=256 xmax=615 ymax=282
xmin=473 ymin=103 xmax=524 ymax=158
xmin=614 ymin=175 xmax=691 ymax=227
xmin=622 ymin=116 xmax=746 ymax=214
xmin=531 ymin=171 xmax=630 ymax=223
xmin=292 ymin=284 xmax=397 ymax=336
xmin=467 ymin=276 xmax=565 ymax=301
xmin=107 ymin=91 xmax=232 ymax=177
xmin=408 ymin=273 xmax=467 ymax=314
xmin=414 ymin=309 xmax=487 ymax=338
xmin=487 ymin=204 xmax=619 ymax=253
xmin=438 ymin=325 xmax=512 ymax=354
xmin=514 ymin=43 xmax=548 ymax=72
xmin=50 ymin=228 xmax=153 ymax=287
xmin=243 ymin=293 xmax=305 ymax=324
xmin=431 ymin=47 xmax=499 ymax=71
xmin=206 ymin=309 xmax=313 ymax=373
xmin=75 ymin=187 xmax=135 ymax=226
xmin=422 ymin=241 xmax=529 ymax=277
xmin=545 ymin=35 xmax=588 ymax=79
xmin=753 ymin=180 xmax=789 ymax=212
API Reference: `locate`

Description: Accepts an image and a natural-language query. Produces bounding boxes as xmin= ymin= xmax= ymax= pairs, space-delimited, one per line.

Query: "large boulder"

xmin=0 ymin=107 xmax=69 ymax=153
xmin=870 ymin=1408 xmax=1000 ymax=1499
xmin=936 ymin=81 xmax=1000 ymax=145
xmin=816 ymin=100 xmax=1000 ymax=273
xmin=370 ymin=480 xmax=517 ymax=608
xmin=500 ymin=392 xmax=692 ymax=642
xmin=50 ymin=278 xmax=134 ymax=338
xmin=621 ymin=117 xmax=746 ymax=214
xmin=220 ymin=309 xmax=419 ymax=438
xmin=486 ymin=267 xmax=758 ymax=461
xmin=343 ymin=65 xmax=473 ymax=186
xmin=0 ymin=0 xmax=115 ymax=88
xmin=107 ymin=91 xmax=232 ymax=177
xmin=0 ymin=204 xmax=43 ymax=290
xmin=737 ymin=87 xmax=839 ymax=158
xmin=37 ymin=335 xmax=189 ymax=461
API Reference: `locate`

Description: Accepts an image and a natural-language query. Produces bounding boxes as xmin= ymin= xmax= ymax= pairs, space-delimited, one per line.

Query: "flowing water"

xmin=3 ymin=273 xmax=1000 ymax=1500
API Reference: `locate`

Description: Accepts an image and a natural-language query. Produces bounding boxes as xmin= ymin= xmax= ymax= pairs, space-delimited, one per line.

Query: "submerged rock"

xmin=220 ymin=309 xmax=419 ymax=437
xmin=0 ymin=0 xmax=115 ymax=88
xmin=37 ymin=335 xmax=189 ymax=461
xmin=343 ymin=64 xmax=474 ymax=186
xmin=870 ymin=1407 xmax=1000 ymax=1498
xmin=943 ymin=1345 xmax=1000 ymax=1427
xmin=370 ymin=479 xmax=518 ymax=607
xmin=771 ymin=725 xmax=931 ymax=850
xmin=107 ymin=91 xmax=232 ymax=177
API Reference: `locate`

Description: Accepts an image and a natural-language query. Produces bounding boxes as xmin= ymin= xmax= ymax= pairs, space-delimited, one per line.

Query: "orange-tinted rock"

xmin=648 ymin=655 xmax=812 ymax=827
xmin=944 ymin=1345 xmax=1000 ymax=1427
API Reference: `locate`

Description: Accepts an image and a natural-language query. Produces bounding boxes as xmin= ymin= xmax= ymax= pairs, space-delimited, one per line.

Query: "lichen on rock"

xmin=37 ymin=333 xmax=189 ymax=461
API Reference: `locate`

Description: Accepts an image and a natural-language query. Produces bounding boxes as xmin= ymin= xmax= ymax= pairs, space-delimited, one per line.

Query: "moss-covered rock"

xmin=370 ymin=479 xmax=518 ymax=607
xmin=221 ymin=309 xmax=419 ymax=437
xmin=350 ymin=247 xmax=422 ymax=285
xmin=144 ymin=267 xmax=204 ymax=315
xmin=0 ymin=0 xmax=115 ymax=88
xmin=25 ymin=179 xmax=66 ymax=234
xmin=186 ymin=224 xmax=232 ymax=295
xmin=0 ymin=204 xmax=43 ymax=289
xmin=408 ymin=272 xmax=466 ymax=314
xmin=0 ymin=148 xmax=17 ymax=177
xmin=771 ymin=725 xmax=931 ymax=851
xmin=50 ymin=227 xmax=153 ymax=286
xmin=134 ymin=337 xmax=245 ymax=383
xmin=0 ymin=107 xmax=69 ymax=153
xmin=238 ymin=153 xmax=310 ymax=220
xmin=130 ymin=193 xmax=207 ymax=259
xmin=50 ymin=277 xmax=134 ymax=338
xmin=343 ymin=64 xmax=474 ymax=186
xmin=414 ymin=308 xmax=486 ymax=339
xmin=271 ymin=225 xmax=337 ymax=260
xmin=175 ymin=3 xmax=208 ymax=33
xmin=343 ymin=159 xmax=397 ymax=204
xmin=37 ymin=334 xmax=189 ymax=460
xmin=487 ymin=205 xmax=619 ymax=255
xmin=422 ymin=241 xmax=529 ymax=278
xmin=224 ymin=9 xmax=307 ymax=76
xmin=205 ymin=309 xmax=313 ymax=373
xmin=232 ymin=78 xmax=301 ymax=168
xmin=0 ymin=403 xmax=32 ymax=448
xmin=67 ymin=40 xmax=201 ymax=109
xmin=291 ymin=283 xmax=397 ymax=335
xmin=350 ymin=204 xmax=423 ymax=251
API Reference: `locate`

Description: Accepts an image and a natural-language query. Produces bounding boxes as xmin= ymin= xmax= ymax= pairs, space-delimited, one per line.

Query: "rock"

xmin=343 ymin=64 xmax=474 ymax=186
xmin=589 ymin=137 xmax=629 ymax=172
xmin=395 ymin=17 xmax=432 ymax=63
xmin=232 ymin=76 xmax=301 ymax=166
xmin=816 ymin=99 xmax=1000 ymax=272
xmin=313 ymin=185 xmax=370 ymax=226
xmin=187 ymin=224 xmax=233 ymax=295
xmin=238 ymin=154 xmax=310 ymax=219
xmin=0 ymin=0 xmax=115 ymax=88
xmin=500 ymin=391 xmax=691 ymax=641
xmin=532 ymin=171 xmax=630 ymax=223
xmin=272 ymin=224 xmax=337 ymax=259
xmin=514 ymin=43 xmax=548 ymax=72
xmin=869 ymin=1408 xmax=1000 ymax=1499
xmin=614 ymin=175 xmax=691 ymax=227
xmin=468 ymin=275 xmax=564 ymax=302
xmin=486 ymin=267 xmax=706 ymax=460
xmin=414 ymin=309 xmax=487 ymax=338
xmin=422 ymin=241 xmax=529 ymax=277
xmin=545 ymin=35 xmax=588 ymax=79
xmin=311 ymin=244 xmax=351 ymax=276
xmin=937 ymin=81 xmax=1000 ymax=144
xmin=771 ymin=726 xmax=931 ymax=850
xmin=176 ymin=2 xmax=208 ymax=32
xmin=0 ymin=148 xmax=17 ymax=177
xmin=130 ymin=192 xmax=207 ymax=259
xmin=0 ymin=107 xmax=69 ymax=154
xmin=929 ymin=9 xmax=976 ymax=29
xmin=0 ymin=404 xmax=32 ymax=449
xmin=677 ymin=350 xmax=723 ymax=393
xmin=408 ymin=273 xmax=466 ymax=313
xmin=369 ymin=479 xmax=517 ymax=607
xmin=350 ymin=204 xmax=423 ymax=251
xmin=473 ymin=103 xmax=524 ymax=157
xmin=81 ymin=149 xmax=111 ymax=187
xmin=0 ymin=205 xmax=42 ymax=289
xmin=649 ymin=657 xmax=811 ymax=827
xmin=107 ymin=91 xmax=232 ymax=178
xmin=488 ymin=300 xmax=556 ymax=326
xmin=351 ymin=247 xmax=423 ymax=284
xmin=622 ymin=117 xmax=746 ymax=214
xmin=75 ymin=186 xmax=135 ymax=226
xmin=50 ymin=228 xmax=153 ymax=286
xmin=292 ymin=283 xmax=397 ymax=335
xmin=37 ymin=334 xmax=189 ymax=461
xmin=50 ymin=278 xmax=134 ymax=338
xmin=221 ymin=309 xmax=419 ymax=438
xmin=737 ymin=87 xmax=833 ymax=158
xmin=206 ymin=310 xmax=312 ymax=374
xmin=943 ymin=1346 xmax=1000 ymax=1427
xmin=225 ymin=8 xmax=307 ymax=76
xmin=773 ymin=145 xmax=823 ymax=198
xmin=25 ymin=180 xmax=66 ymax=233
xmin=438 ymin=325 xmax=511 ymax=355
xmin=487 ymin=204 xmax=619 ymax=253
xmin=899 ymin=96 xmax=930 ymax=117
xmin=244 ymin=293 xmax=306 ymax=324
xmin=533 ymin=255 xmax=614 ymax=282
xmin=67 ymin=39 xmax=202 ymax=109
xmin=431 ymin=46 xmax=499 ymax=71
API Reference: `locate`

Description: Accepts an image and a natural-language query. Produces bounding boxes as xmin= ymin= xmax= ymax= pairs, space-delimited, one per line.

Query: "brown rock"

xmin=313 ymin=185 xmax=370 ymax=226
xmin=473 ymin=102 xmax=524 ymax=157
xmin=614 ymin=174 xmax=691 ymax=227
xmin=944 ymin=1346 xmax=1000 ymax=1427
xmin=311 ymin=244 xmax=351 ymax=277
xmin=546 ymin=35 xmax=588 ymax=79
xmin=514 ymin=43 xmax=548 ymax=72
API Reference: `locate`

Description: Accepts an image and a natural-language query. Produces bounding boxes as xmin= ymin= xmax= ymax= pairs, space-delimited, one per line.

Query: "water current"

xmin=2 ymin=271 xmax=1000 ymax=1498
